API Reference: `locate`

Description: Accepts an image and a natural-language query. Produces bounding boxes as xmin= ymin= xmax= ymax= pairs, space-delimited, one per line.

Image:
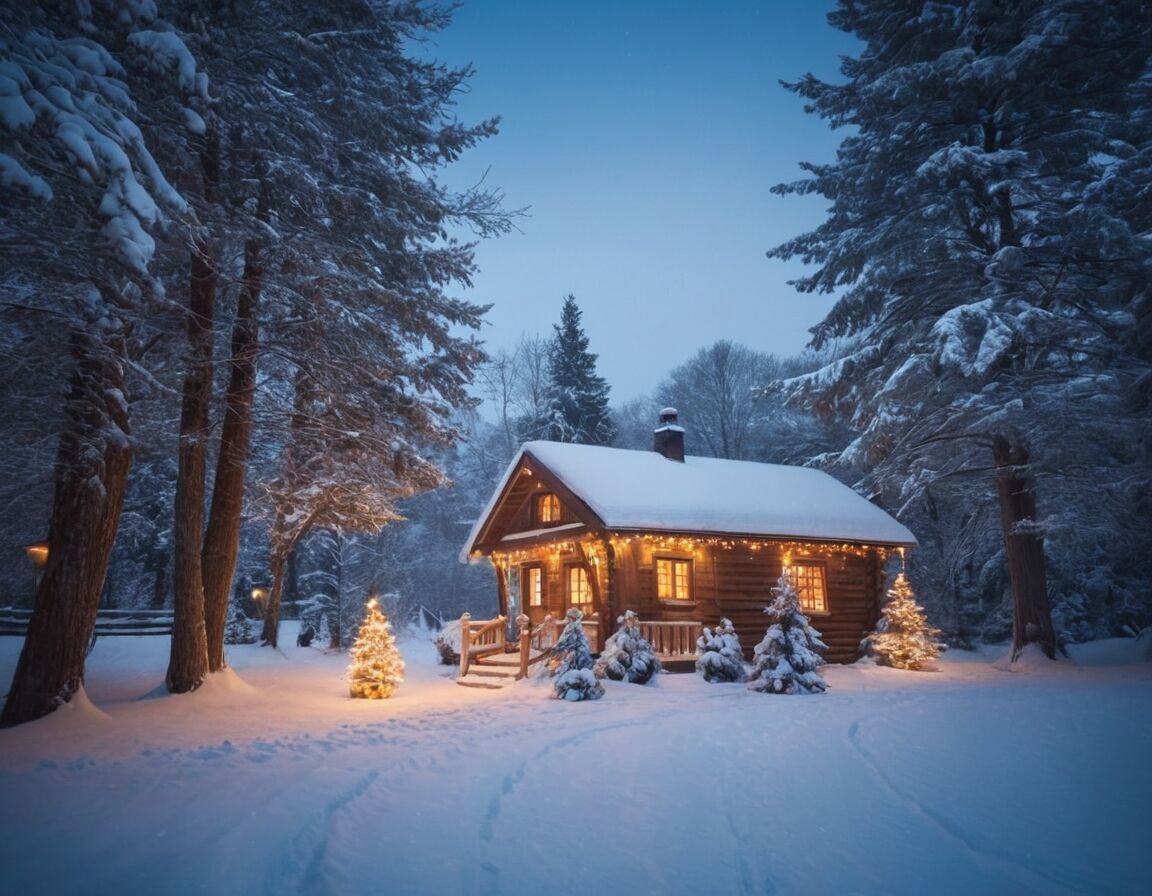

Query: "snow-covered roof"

xmin=462 ymin=441 xmax=916 ymax=560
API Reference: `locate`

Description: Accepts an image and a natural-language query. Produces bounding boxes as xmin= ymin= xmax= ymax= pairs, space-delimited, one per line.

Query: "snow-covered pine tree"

xmin=768 ymin=0 xmax=1152 ymax=656
xmin=166 ymin=0 xmax=515 ymax=651
xmin=696 ymin=617 xmax=747 ymax=683
xmin=542 ymin=295 xmax=615 ymax=445
xmin=0 ymin=2 xmax=197 ymax=726
xmin=748 ymin=573 xmax=828 ymax=695
xmin=224 ymin=609 xmax=256 ymax=646
xmin=862 ymin=573 xmax=943 ymax=671
xmin=347 ymin=598 xmax=405 ymax=699
xmin=547 ymin=608 xmax=604 ymax=701
xmin=594 ymin=610 xmax=661 ymax=684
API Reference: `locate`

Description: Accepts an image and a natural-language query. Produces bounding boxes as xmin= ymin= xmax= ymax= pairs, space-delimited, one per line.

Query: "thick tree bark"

xmin=202 ymin=234 xmax=262 ymax=671
xmin=260 ymin=550 xmax=289 ymax=648
xmin=992 ymin=435 xmax=1057 ymax=660
xmin=167 ymin=120 xmax=220 ymax=693
xmin=1 ymin=323 xmax=132 ymax=727
xmin=166 ymin=233 xmax=216 ymax=693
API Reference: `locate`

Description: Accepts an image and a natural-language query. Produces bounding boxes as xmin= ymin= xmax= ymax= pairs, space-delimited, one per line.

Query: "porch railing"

xmin=458 ymin=612 xmax=507 ymax=677
xmin=639 ymin=620 xmax=701 ymax=660
xmin=528 ymin=614 xmax=599 ymax=653
xmin=457 ymin=612 xmax=701 ymax=681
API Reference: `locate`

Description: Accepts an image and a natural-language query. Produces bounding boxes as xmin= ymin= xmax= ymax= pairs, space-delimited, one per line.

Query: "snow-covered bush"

xmin=595 ymin=610 xmax=661 ymax=684
xmin=224 ymin=609 xmax=256 ymax=645
xmin=861 ymin=572 xmax=943 ymax=670
xmin=554 ymin=668 xmax=604 ymax=702
xmin=748 ymin=573 xmax=827 ymax=695
xmin=434 ymin=618 xmax=462 ymax=665
xmin=696 ymin=617 xmax=747 ymax=683
xmin=547 ymin=608 xmax=603 ymax=700
xmin=347 ymin=599 xmax=405 ymax=699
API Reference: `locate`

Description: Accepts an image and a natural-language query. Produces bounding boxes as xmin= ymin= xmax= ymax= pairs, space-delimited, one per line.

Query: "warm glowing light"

xmin=24 ymin=541 xmax=48 ymax=568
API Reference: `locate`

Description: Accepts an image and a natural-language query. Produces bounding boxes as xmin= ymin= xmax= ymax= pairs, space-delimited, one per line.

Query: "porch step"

xmin=456 ymin=649 xmax=545 ymax=688
xmin=456 ymin=674 xmax=513 ymax=689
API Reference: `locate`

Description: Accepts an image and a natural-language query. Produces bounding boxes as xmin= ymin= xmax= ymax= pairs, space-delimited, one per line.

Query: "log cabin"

xmin=460 ymin=410 xmax=917 ymax=664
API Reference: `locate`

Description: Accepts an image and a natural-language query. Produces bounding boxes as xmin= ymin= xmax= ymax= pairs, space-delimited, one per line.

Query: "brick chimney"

xmin=653 ymin=407 xmax=685 ymax=462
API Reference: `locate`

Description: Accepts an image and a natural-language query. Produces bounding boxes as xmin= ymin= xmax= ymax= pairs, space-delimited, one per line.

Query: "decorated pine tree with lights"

xmin=548 ymin=608 xmax=604 ymax=701
xmin=862 ymin=573 xmax=943 ymax=671
xmin=696 ymin=617 xmax=747 ymax=683
xmin=747 ymin=572 xmax=827 ymax=695
xmin=347 ymin=598 xmax=405 ymax=699
xmin=594 ymin=610 xmax=661 ymax=684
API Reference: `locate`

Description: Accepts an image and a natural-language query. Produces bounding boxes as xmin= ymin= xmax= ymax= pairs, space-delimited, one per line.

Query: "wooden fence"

xmin=0 ymin=607 xmax=174 ymax=638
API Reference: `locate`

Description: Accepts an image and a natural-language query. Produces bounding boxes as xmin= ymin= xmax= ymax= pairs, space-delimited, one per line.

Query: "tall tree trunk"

xmin=167 ymin=121 xmax=219 ymax=693
xmin=1 ymin=321 xmax=132 ymax=727
xmin=992 ymin=435 xmax=1057 ymax=661
xmin=260 ymin=549 xmax=290 ymax=648
xmin=202 ymin=232 xmax=262 ymax=671
xmin=166 ymin=234 xmax=216 ymax=692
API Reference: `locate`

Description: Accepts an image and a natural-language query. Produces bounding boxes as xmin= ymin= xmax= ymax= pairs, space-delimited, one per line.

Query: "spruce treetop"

xmin=544 ymin=295 xmax=615 ymax=446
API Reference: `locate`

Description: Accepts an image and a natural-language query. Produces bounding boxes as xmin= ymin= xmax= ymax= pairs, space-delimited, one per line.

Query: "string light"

xmin=494 ymin=535 xmax=892 ymax=569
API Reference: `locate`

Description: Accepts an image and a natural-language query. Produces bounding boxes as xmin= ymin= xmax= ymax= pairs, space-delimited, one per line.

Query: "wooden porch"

xmin=456 ymin=613 xmax=701 ymax=687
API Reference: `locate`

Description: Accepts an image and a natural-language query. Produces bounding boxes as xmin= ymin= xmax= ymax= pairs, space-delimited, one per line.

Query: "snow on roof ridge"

xmin=461 ymin=440 xmax=917 ymax=563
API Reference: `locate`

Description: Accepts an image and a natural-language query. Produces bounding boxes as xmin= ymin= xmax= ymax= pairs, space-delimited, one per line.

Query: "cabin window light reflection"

xmin=656 ymin=557 xmax=692 ymax=601
xmin=792 ymin=562 xmax=828 ymax=613
xmin=566 ymin=564 xmax=591 ymax=606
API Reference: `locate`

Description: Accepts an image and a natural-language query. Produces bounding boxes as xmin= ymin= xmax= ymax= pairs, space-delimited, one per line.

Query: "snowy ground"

xmin=1 ymin=625 xmax=1149 ymax=896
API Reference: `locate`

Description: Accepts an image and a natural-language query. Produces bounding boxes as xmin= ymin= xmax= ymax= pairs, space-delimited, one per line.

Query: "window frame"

xmin=565 ymin=562 xmax=592 ymax=608
xmin=536 ymin=492 xmax=562 ymax=527
xmin=521 ymin=563 xmax=544 ymax=608
xmin=655 ymin=555 xmax=694 ymax=604
xmin=791 ymin=561 xmax=829 ymax=615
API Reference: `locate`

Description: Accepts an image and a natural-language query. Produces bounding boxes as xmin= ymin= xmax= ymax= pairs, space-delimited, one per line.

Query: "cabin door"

xmin=520 ymin=563 xmax=545 ymax=625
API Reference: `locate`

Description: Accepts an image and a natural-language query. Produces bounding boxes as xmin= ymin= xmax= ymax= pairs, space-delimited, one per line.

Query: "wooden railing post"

xmin=459 ymin=612 xmax=472 ymax=677
xmin=516 ymin=613 xmax=531 ymax=679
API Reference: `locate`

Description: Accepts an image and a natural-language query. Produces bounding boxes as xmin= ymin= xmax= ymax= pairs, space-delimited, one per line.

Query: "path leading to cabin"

xmin=1 ymin=633 xmax=1148 ymax=895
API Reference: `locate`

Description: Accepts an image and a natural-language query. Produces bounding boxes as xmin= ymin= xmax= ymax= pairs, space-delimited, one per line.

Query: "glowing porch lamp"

xmin=24 ymin=539 xmax=48 ymax=592
xmin=24 ymin=540 xmax=48 ymax=570
xmin=250 ymin=582 xmax=271 ymax=618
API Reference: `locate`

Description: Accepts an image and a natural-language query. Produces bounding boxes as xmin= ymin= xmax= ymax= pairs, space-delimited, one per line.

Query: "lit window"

xmin=567 ymin=565 xmax=591 ymax=606
xmin=537 ymin=493 xmax=561 ymax=525
xmin=523 ymin=565 xmax=543 ymax=607
xmin=656 ymin=557 xmax=692 ymax=601
xmin=792 ymin=563 xmax=828 ymax=613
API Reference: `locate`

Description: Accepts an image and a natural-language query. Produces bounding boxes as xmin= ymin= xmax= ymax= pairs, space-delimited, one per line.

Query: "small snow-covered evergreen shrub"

xmin=861 ymin=572 xmax=942 ymax=670
xmin=224 ymin=609 xmax=256 ymax=645
xmin=747 ymin=573 xmax=827 ymax=695
xmin=434 ymin=618 xmax=462 ymax=665
xmin=594 ymin=610 xmax=661 ymax=684
xmin=554 ymin=668 xmax=604 ymax=701
xmin=347 ymin=599 xmax=405 ymax=699
xmin=547 ymin=608 xmax=603 ymax=700
xmin=696 ymin=617 xmax=747 ymax=682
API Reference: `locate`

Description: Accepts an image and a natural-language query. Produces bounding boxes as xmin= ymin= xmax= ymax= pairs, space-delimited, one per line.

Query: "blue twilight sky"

xmin=427 ymin=1 xmax=860 ymax=402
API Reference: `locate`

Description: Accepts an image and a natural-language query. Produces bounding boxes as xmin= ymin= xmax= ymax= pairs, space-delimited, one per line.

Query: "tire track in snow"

xmin=474 ymin=716 xmax=652 ymax=892
xmin=269 ymin=769 xmax=379 ymax=895
xmin=846 ymin=716 xmax=1077 ymax=895
xmin=723 ymin=799 xmax=778 ymax=896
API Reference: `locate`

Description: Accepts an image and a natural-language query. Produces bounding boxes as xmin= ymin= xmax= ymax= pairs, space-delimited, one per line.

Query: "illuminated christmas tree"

xmin=347 ymin=598 xmax=405 ymax=699
xmin=747 ymin=571 xmax=827 ymax=695
xmin=862 ymin=573 xmax=942 ymax=670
